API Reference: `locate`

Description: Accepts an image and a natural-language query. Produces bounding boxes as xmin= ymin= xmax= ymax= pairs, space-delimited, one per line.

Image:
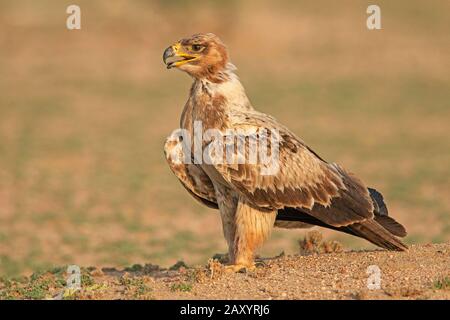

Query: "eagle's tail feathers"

xmin=347 ymin=219 xmax=408 ymax=251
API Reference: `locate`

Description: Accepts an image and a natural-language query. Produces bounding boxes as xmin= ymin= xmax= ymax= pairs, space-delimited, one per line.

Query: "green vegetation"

xmin=433 ymin=277 xmax=450 ymax=290
xmin=120 ymin=275 xmax=153 ymax=299
xmin=0 ymin=269 xmax=66 ymax=300
xmin=170 ymin=282 xmax=193 ymax=293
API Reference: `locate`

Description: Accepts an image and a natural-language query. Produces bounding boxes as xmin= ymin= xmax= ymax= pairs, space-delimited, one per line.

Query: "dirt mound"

xmin=1 ymin=243 xmax=448 ymax=300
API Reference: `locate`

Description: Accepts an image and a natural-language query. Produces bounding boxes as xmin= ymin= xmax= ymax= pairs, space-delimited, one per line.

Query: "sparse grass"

xmin=0 ymin=269 xmax=66 ymax=300
xmin=0 ymin=265 xmax=153 ymax=300
xmin=119 ymin=275 xmax=153 ymax=299
xmin=433 ymin=277 xmax=450 ymax=290
xmin=170 ymin=282 xmax=193 ymax=293
xmin=81 ymin=272 xmax=94 ymax=287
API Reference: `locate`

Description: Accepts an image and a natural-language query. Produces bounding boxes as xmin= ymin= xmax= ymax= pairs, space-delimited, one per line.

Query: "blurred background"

xmin=0 ymin=0 xmax=449 ymax=277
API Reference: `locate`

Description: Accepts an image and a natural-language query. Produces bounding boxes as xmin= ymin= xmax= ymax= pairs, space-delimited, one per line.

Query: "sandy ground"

xmin=129 ymin=243 xmax=450 ymax=300
xmin=2 ymin=242 xmax=448 ymax=300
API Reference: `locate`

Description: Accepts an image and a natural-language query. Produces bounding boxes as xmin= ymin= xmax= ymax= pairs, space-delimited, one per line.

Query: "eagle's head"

xmin=163 ymin=33 xmax=230 ymax=81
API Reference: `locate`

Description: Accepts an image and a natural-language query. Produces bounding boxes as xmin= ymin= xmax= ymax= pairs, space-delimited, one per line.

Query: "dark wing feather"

xmin=277 ymin=207 xmax=407 ymax=250
xmin=369 ymin=187 xmax=407 ymax=237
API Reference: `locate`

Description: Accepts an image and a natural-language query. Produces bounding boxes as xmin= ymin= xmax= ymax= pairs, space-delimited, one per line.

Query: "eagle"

xmin=162 ymin=33 xmax=407 ymax=271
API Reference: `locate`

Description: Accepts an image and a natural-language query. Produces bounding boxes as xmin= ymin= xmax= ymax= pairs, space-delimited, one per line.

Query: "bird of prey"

xmin=162 ymin=33 xmax=407 ymax=271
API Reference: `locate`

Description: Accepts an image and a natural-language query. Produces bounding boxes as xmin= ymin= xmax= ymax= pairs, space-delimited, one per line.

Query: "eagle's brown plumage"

xmin=163 ymin=33 xmax=407 ymax=270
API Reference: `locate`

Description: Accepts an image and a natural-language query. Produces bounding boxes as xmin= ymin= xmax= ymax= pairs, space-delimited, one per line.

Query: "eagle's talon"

xmin=255 ymin=260 xmax=266 ymax=268
xmin=224 ymin=264 xmax=256 ymax=273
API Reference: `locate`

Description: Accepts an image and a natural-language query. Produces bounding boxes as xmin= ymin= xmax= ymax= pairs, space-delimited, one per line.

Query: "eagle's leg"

xmin=215 ymin=186 xmax=239 ymax=264
xmin=232 ymin=199 xmax=276 ymax=269
xmin=215 ymin=185 xmax=276 ymax=271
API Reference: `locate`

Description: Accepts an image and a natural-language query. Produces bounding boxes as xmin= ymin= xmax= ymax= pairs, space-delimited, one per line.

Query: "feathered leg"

xmin=215 ymin=185 xmax=239 ymax=263
xmin=216 ymin=186 xmax=276 ymax=271
xmin=230 ymin=198 xmax=276 ymax=270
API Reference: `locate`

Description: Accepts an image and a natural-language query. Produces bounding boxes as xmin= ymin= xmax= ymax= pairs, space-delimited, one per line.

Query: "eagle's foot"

xmin=224 ymin=263 xmax=256 ymax=273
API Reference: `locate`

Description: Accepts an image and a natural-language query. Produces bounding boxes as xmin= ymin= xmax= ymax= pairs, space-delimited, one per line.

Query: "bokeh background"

xmin=0 ymin=0 xmax=449 ymax=277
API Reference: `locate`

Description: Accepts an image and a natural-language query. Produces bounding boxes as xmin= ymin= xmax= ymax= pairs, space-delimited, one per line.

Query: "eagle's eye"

xmin=191 ymin=44 xmax=203 ymax=52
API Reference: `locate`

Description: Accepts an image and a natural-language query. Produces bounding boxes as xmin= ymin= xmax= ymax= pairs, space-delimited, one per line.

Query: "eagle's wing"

xmin=164 ymin=134 xmax=218 ymax=209
xmin=209 ymin=110 xmax=375 ymax=227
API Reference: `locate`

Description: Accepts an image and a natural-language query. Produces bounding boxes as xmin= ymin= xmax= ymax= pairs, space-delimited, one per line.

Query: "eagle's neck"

xmin=194 ymin=68 xmax=253 ymax=110
xmin=181 ymin=64 xmax=253 ymax=131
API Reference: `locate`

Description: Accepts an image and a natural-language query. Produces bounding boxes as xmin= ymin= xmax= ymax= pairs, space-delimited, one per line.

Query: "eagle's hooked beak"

xmin=163 ymin=43 xmax=199 ymax=69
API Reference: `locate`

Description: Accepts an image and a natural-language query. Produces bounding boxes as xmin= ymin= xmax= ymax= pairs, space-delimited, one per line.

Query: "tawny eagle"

xmin=162 ymin=33 xmax=407 ymax=271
